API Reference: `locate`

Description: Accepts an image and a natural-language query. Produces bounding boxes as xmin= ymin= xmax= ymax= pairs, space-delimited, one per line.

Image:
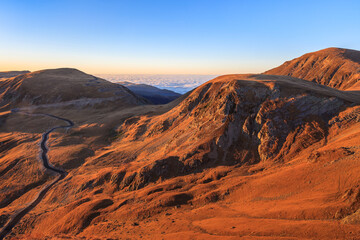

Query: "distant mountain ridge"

xmin=0 ymin=71 xmax=30 ymax=79
xmin=265 ymin=47 xmax=360 ymax=90
xmin=117 ymin=81 xmax=181 ymax=104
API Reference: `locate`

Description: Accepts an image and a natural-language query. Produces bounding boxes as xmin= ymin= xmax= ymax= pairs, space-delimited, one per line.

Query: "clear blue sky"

xmin=1 ymin=0 xmax=359 ymax=74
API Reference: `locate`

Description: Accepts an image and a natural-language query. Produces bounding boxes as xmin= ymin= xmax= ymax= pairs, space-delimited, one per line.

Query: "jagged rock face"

xmin=108 ymin=74 xmax=353 ymax=190
xmin=265 ymin=48 xmax=360 ymax=90
xmin=0 ymin=68 xmax=148 ymax=109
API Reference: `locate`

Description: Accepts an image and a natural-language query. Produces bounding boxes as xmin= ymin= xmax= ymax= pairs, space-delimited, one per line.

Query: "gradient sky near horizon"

xmin=1 ymin=0 xmax=360 ymax=75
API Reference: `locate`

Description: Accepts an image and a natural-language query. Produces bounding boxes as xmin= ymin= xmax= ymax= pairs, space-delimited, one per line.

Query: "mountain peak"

xmin=0 ymin=68 xmax=148 ymax=109
xmin=27 ymin=68 xmax=91 ymax=78
xmin=305 ymin=47 xmax=360 ymax=62
xmin=265 ymin=48 xmax=360 ymax=90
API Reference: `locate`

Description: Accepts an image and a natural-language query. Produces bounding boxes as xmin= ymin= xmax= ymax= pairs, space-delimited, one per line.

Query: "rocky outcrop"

xmin=106 ymin=74 xmax=357 ymax=190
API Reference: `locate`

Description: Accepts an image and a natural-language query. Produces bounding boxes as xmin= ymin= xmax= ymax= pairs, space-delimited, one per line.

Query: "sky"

xmin=0 ymin=0 xmax=360 ymax=75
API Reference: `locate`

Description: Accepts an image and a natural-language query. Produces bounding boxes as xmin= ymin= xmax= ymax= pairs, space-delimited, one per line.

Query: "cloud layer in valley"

xmin=96 ymin=74 xmax=218 ymax=94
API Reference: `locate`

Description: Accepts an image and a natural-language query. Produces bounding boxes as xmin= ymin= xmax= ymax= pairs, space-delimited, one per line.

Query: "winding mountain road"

xmin=0 ymin=111 xmax=74 ymax=239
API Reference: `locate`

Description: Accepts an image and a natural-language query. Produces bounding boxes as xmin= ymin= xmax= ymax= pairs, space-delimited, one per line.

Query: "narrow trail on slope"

xmin=0 ymin=111 xmax=74 ymax=240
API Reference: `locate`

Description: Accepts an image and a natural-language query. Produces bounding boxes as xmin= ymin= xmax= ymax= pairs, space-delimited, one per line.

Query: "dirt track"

xmin=0 ymin=111 xmax=73 ymax=239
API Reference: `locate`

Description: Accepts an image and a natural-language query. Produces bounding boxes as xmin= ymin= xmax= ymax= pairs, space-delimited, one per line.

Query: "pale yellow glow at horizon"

xmin=0 ymin=58 xmax=275 ymax=75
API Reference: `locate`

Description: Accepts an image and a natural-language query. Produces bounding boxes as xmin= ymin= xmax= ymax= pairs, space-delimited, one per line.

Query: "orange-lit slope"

xmin=1 ymin=73 xmax=360 ymax=239
xmin=265 ymin=47 xmax=360 ymax=90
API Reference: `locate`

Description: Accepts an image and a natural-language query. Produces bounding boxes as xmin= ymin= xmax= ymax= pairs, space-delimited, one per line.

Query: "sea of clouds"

xmin=96 ymin=74 xmax=218 ymax=94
